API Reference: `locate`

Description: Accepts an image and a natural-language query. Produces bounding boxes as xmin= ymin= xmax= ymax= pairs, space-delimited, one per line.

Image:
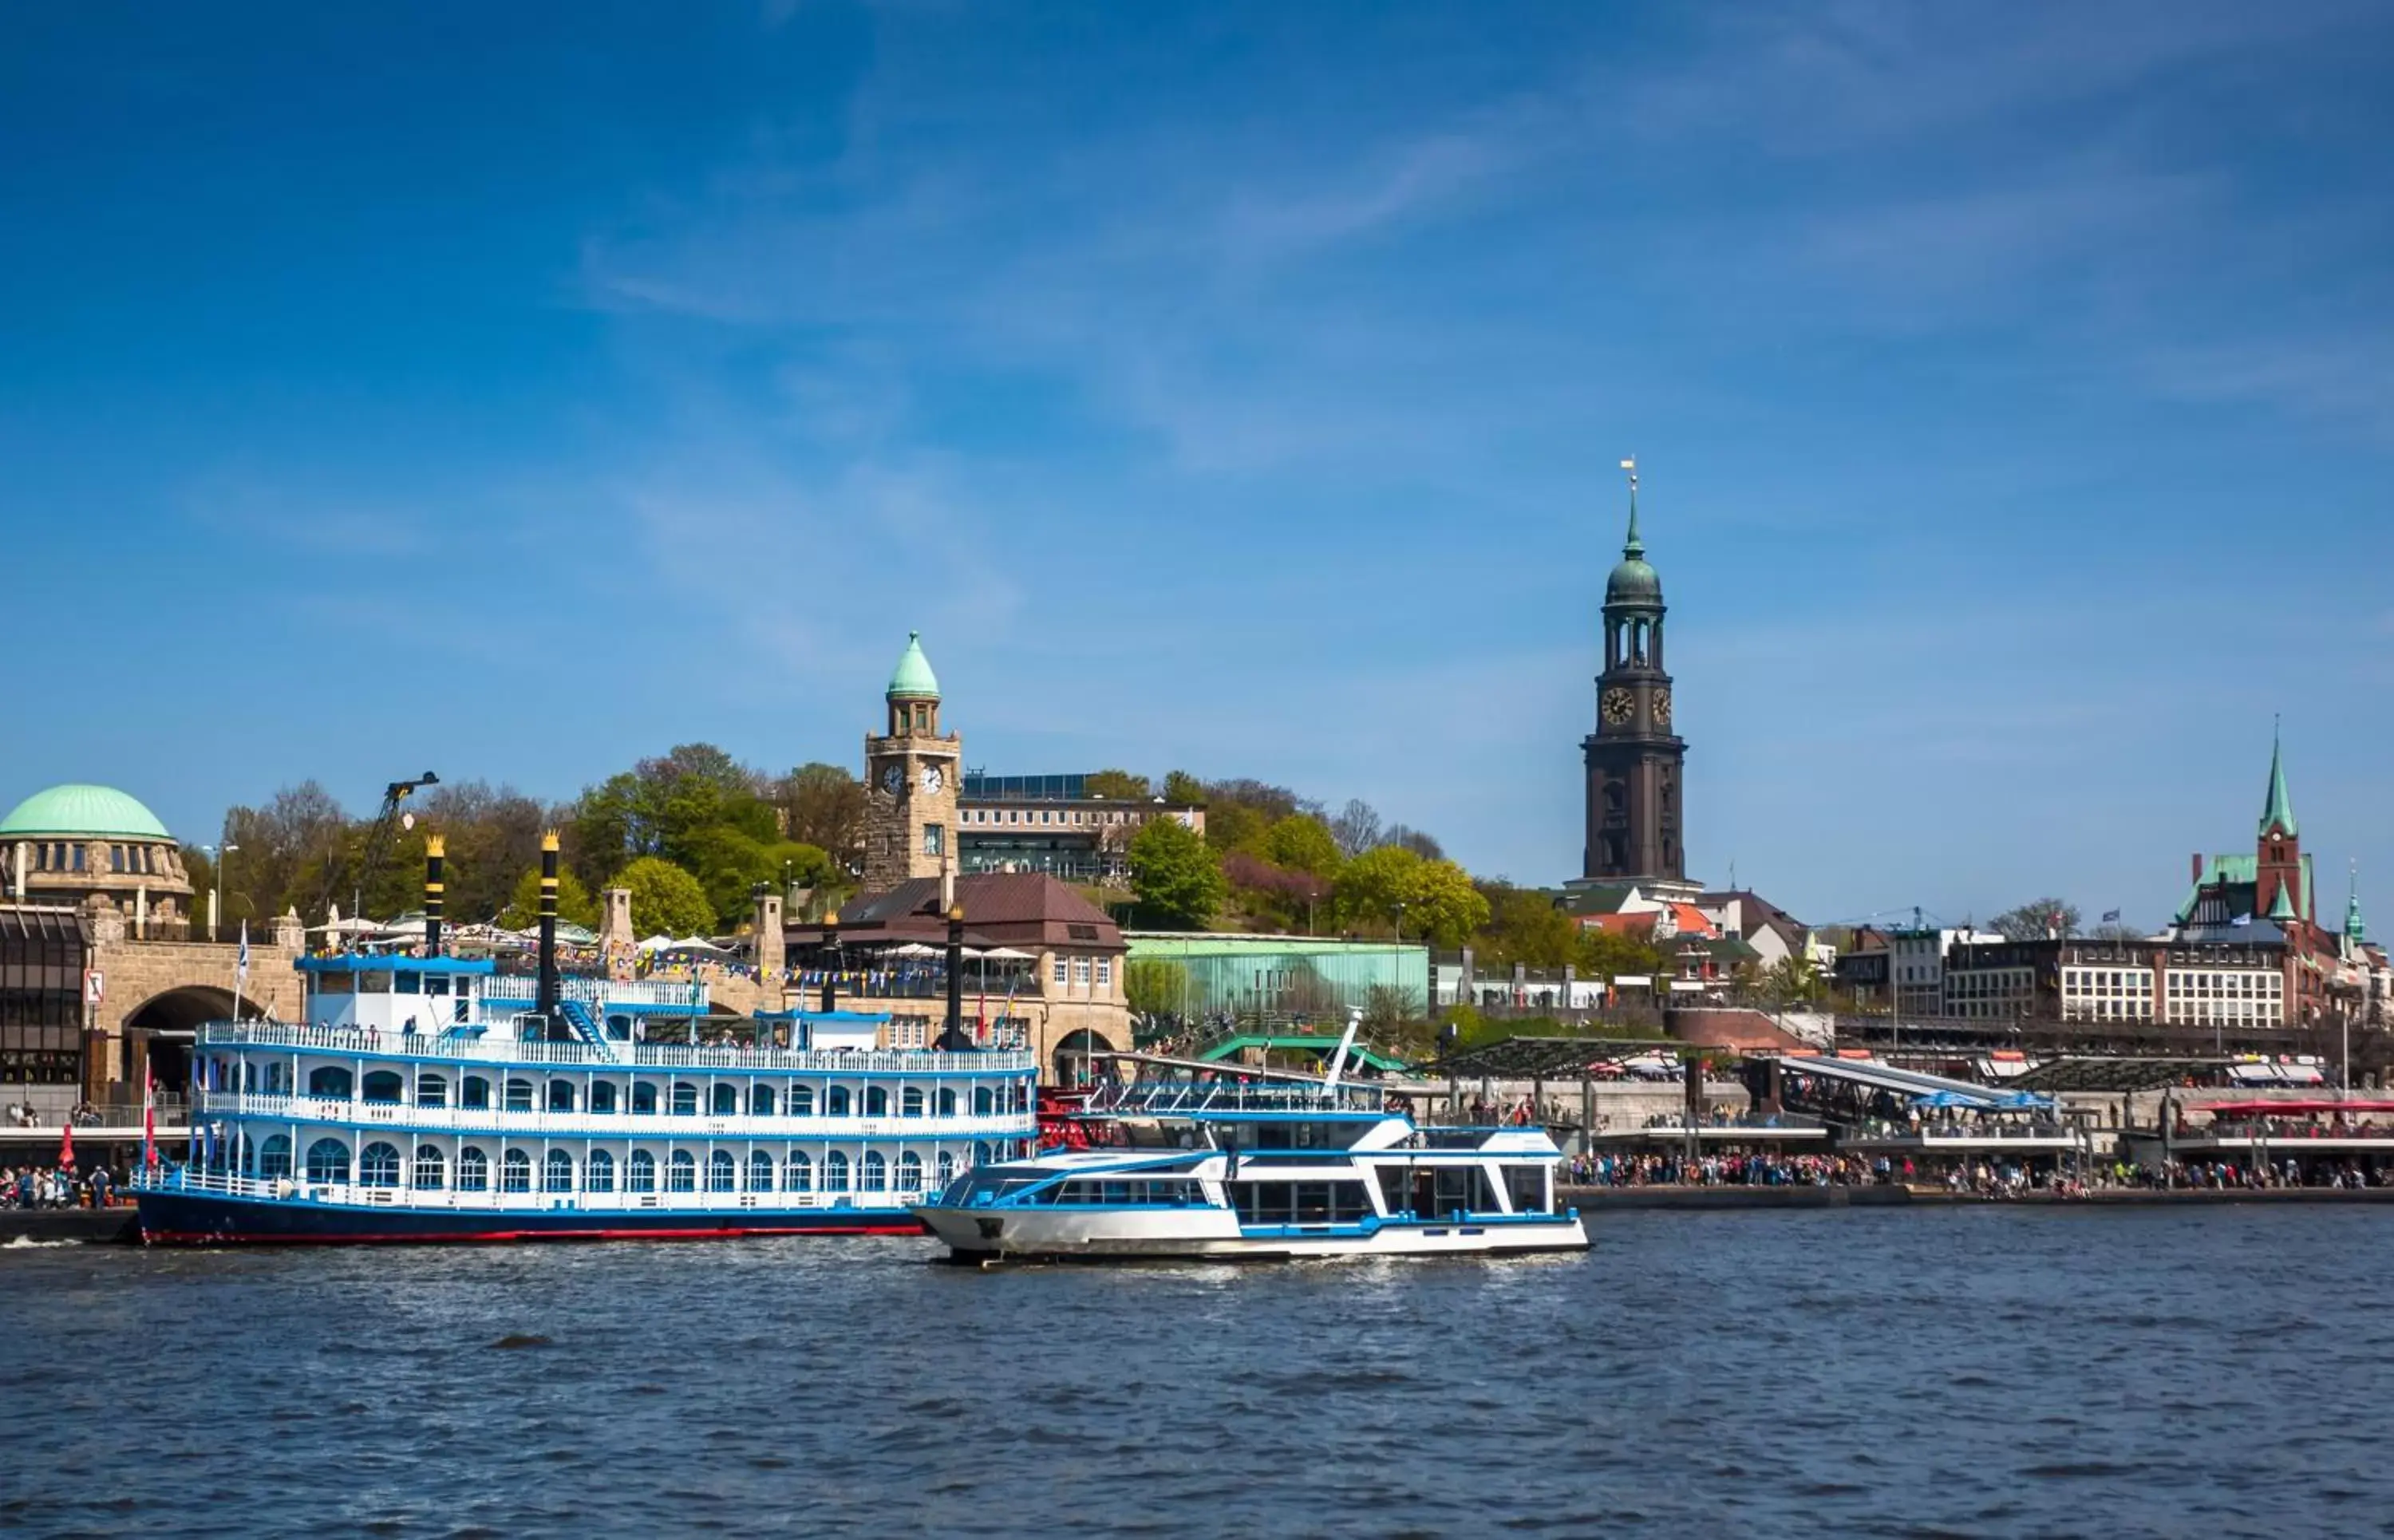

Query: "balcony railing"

xmin=197 ymin=1021 xmax=1034 ymax=1076
xmin=134 ymin=1166 xmax=949 ymax=1210
xmin=192 ymin=1090 xmax=1030 ymax=1141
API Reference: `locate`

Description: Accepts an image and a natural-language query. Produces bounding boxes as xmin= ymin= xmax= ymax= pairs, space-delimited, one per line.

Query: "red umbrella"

xmin=57 ymin=1122 xmax=74 ymax=1171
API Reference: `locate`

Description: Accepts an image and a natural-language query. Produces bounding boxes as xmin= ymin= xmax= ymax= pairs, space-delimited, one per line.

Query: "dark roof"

xmin=1667 ymin=1009 xmax=1807 ymax=1053
xmin=1426 ymin=1035 xmax=1690 ymax=1079
xmin=0 ymin=903 xmax=90 ymax=945
xmin=2008 ymin=1056 xmax=2226 ymax=1093
xmin=799 ymin=872 xmax=1123 ymax=950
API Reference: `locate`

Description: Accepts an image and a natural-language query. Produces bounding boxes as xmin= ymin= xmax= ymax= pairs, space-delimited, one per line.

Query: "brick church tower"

xmin=1582 ymin=464 xmax=1687 ymax=884
xmin=2255 ymin=724 xmax=2306 ymax=925
xmin=861 ymin=632 xmax=961 ymax=894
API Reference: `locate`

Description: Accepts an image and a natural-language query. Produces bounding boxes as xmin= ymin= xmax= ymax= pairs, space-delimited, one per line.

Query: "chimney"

xmin=535 ymin=831 xmax=561 ymax=1030
xmin=821 ymin=910 xmax=841 ymax=1012
xmin=940 ymin=851 xmax=956 ymax=914
xmin=424 ymin=835 xmax=445 ymax=958
xmin=753 ymin=883 xmax=784 ymax=981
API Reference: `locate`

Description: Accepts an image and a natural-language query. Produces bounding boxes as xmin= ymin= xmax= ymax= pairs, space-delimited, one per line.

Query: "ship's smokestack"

xmin=944 ymin=902 xmax=966 ymax=1048
xmin=821 ymin=911 xmax=840 ymax=1013
xmin=536 ymin=830 xmax=561 ymax=1031
xmin=423 ymin=835 xmax=445 ymax=959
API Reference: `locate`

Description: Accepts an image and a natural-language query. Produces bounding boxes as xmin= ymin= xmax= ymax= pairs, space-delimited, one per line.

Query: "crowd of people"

xmin=3 ymin=1163 xmax=125 ymax=1209
xmin=1562 ymin=1151 xmax=1881 ymax=1187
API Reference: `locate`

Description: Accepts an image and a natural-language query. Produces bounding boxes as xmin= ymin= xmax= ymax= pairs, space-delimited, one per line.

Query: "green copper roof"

xmin=1604 ymin=488 xmax=1663 ymax=607
xmin=2348 ymin=870 xmax=2366 ymax=943
xmin=0 ymin=784 xmax=172 ymax=839
xmin=2260 ymin=725 xmax=2297 ymax=838
xmin=2266 ymin=880 xmax=2299 ymax=923
xmin=886 ymin=631 xmax=940 ymax=698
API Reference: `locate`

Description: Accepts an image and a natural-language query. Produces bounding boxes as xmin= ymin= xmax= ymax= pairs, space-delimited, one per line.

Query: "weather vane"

xmin=1620 ymin=454 xmax=1637 ymax=498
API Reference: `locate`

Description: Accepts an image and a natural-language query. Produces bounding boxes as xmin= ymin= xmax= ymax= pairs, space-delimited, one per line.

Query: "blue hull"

xmin=136 ymin=1189 xmax=927 ymax=1246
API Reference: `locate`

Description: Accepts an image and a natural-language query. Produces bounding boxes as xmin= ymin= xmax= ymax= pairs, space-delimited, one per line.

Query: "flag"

xmin=236 ymin=920 xmax=251 ymax=997
xmin=57 ymin=1122 xmax=73 ymax=1172
xmin=141 ymin=1072 xmax=157 ymax=1170
xmin=2101 ymin=909 xmax=2122 ymax=924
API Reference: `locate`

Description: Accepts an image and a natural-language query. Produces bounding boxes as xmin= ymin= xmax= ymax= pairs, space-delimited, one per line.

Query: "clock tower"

xmin=862 ymin=631 xmax=961 ymax=894
xmin=1582 ymin=466 xmax=1687 ymax=884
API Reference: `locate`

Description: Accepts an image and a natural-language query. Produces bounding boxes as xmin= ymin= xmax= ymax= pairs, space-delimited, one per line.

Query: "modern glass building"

xmin=1123 ymin=933 xmax=1429 ymax=1025
xmin=0 ymin=904 xmax=92 ymax=1095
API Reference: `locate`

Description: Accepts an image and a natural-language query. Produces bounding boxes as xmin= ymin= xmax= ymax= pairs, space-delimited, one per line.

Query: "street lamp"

xmin=202 ymin=843 xmax=238 ymax=943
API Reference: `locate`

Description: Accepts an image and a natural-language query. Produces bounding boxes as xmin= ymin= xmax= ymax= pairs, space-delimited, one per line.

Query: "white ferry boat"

xmin=912 ymin=1031 xmax=1586 ymax=1263
xmin=134 ymin=840 xmax=1036 ymax=1245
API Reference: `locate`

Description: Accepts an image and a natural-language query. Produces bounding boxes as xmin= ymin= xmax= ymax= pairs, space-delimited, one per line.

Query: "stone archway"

xmin=1051 ymin=1028 xmax=1114 ymax=1088
xmin=120 ymin=985 xmax=263 ymax=1100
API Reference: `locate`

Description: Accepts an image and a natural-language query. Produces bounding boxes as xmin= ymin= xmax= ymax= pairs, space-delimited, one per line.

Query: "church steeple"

xmin=1583 ymin=457 xmax=1685 ymax=886
xmin=2260 ymin=718 xmax=2297 ymax=839
xmin=2347 ymin=864 xmax=2366 ymax=945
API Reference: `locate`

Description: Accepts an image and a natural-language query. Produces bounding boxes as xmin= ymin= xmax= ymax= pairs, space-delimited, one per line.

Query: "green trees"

xmin=1989 ymin=898 xmax=2080 ymax=941
xmin=1127 ymin=816 xmax=1227 ymax=929
xmin=1084 ymin=768 xmax=1151 ymax=800
xmin=773 ymin=763 xmax=867 ymax=874
xmin=616 ymin=856 xmax=717 ymax=938
xmin=1124 ymin=957 xmax=1189 ymax=1018
xmin=1262 ymin=814 xmax=1341 ymax=877
xmin=497 ymin=867 xmax=600 ymax=930
xmin=1329 ymin=846 xmax=1490 ymax=946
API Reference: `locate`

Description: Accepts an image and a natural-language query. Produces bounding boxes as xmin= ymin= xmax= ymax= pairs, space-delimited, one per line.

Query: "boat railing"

xmin=189 ymin=1090 xmax=1030 ymax=1139
xmin=132 ymin=1164 xmax=947 ymax=1210
xmin=479 ymin=976 xmax=710 ymax=1011
xmin=1085 ymin=1079 xmax=1389 ymax=1116
xmin=196 ymin=1021 xmax=1032 ymax=1075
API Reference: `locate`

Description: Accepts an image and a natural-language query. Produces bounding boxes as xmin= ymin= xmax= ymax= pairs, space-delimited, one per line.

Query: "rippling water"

xmin=4 ymin=1208 xmax=2389 ymax=1538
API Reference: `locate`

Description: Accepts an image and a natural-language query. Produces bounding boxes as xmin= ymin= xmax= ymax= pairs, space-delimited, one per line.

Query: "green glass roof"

xmin=887 ymin=631 xmax=941 ymax=698
xmin=0 ymin=784 xmax=172 ymax=839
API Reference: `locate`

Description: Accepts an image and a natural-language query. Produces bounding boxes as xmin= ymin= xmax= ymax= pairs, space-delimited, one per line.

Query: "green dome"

xmin=887 ymin=631 xmax=941 ymax=698
xmin=1603 ymin=491 xmax=1663 ymax=607
xmin=0 ymin=784 xmax=172 ymax=840
xmin=1606 ymin=555 xmax=1662 ymax=605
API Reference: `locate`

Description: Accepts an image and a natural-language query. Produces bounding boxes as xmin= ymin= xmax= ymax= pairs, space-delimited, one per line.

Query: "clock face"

xmin=880 ymin=764 xmax=903 ymax=795
xmin=1601 ymin=687 xmax=1634 ymax=726
xmin=1653 ymin=689 xmax=1673 ymax=728
xmin=921 ymin=764 xmax=943 ymax=794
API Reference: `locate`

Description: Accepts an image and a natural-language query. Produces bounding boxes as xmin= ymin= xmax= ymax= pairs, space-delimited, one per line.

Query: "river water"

xmin=3 ymin=1207 xmax=2387 ymax=1538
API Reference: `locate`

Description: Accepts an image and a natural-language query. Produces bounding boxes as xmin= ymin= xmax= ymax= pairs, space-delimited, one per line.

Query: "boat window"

xmin=317 ymin=971 xmax=354 ymax=995
xmin=824 ymin=1151 xmax=851 ymax=1192
xmin=590 ymin=1081 xmax=618 ymax=1115
xmin=416 ymin=1075 xmax=448 ymax=1108
xmin=973 ymin=1087 xmax=994 ymax=1117
xmin=1228 ymin=1180 xmax=1372 ymax=1226
xmin=790 ymin=1085 xmax=815 ymax=1116
xmin=305 ymin=1138 xmax=351 ymax=1184
xmin=1375 ymin=1166 xmax=1408 ymax=1214
xmin=1501 ymin=1165 xmax=1549 ymax=1215
xmin=897 ymin=1151 xmax=923 ymax=1191
xmin=504 ymin=1079 xmax=534 ymax=1113
xmin=668 ymin=1151 xmax=697 ymax=1192
xmin=547 ymin=1080 xmax=576 ymax=1113
xmin=394 ymin=971 xmax=421 ymax=995
xmin=937 ymin=1088 xmax=957 ymax=1117
xmin=413 ymin=1146 xmax=447 ymax=1190
xmin=258 ymin=1135 xmax=292 ymax=1180
xmin=458 ymin=1147 xmax=490 ymax=1191
xmin=360 ymin=973 xmax=392 ymax=994
xmin=712 ymin=1084 xmax=738 ymax=1117
xmin=265 ymin=1063 xmax=291 ymax=1096
xmin=308 ymin=1066 xmax=353 ymax=1100
xmin=971 ymin=1141 xmax=992 ymax=1168
xmin=632 ymin=1083 xmax=658 ymax=1115
xmin=862 ymin=1151 xmax=887 ymax=1191
xmin=709 ymin=1151 xmax=737 ymax=1193
xmin=864 ymin=1088 xmax=889 ymax=1118
xmin=605 ymin=1014 xmax=634 ymax=1041
xmin=587 ymin=1150 xmax=616 ymax=1193
xmin=360 ymin=1071 xmax=403 ymax=1105
xmin=901 ymin=1087 xmax=924 ymax=1117
xmin=934 ymin=1151 xmax=956 ymax=1189
xmin=628 ymin=1150 xmax=657 ymax=1193
xmin=825 ymin=1087 xmax=851 ymax=1118
xmin=461 ymin=1076 xmax=492 ymax=1111
xmin=784 ymin=1152 xmax=812 ymax=1192
xmin=545 ymin=1151 xmax=575 ymax=1194
xmin=502 ymin=1149 xmax=533 ymax=1193
xmin=748 ymin=1151 xmax=775 ymax=1192
xmin=1431 ymin=1166 xmax=1495 ymax=1217
xmin=751 ymin=1085 xmax=775 ymax=1116
xmin=671 ymin=1083 xmax=699 ymax=1116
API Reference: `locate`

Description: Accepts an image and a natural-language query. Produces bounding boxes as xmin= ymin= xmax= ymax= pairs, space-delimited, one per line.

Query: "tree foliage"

xmin=1084 ymin=768 xmax=1152 ymax=800
xmin=1160 ymin=770 xmax=1207 ymax=806
xmin=1262 ymin=814 xmax=1341 ymax=877
xmin=497 ymin=866 xmax=601 ymax=930
xmin=1127 ymin=815 xmax=1227 ymax=930
xmin=1329 ymin=798 xmax=1384 ymax=859
xmin=615 ymin=856 xmax=717 ymax=939
xmin=1329 ymin=846 xmax=1490 ymax=947
xmin=1124 ymin=957 xmax=1188 ymax=1018
xmin=774 ymin=763 xmax=867 ymax=874
xmin=1990 ymin=898 xmax=2081 ymax=941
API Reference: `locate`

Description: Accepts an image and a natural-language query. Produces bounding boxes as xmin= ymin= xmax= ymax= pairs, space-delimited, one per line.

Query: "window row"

xmin=255 ymin=1137 xmax=1007 ymax=1194
xmin=280 ymin=1065 xmax=1021 ymax=1119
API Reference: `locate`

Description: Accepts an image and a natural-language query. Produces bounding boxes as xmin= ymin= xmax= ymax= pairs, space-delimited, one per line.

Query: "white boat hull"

xmin=913 ymin=1202 xmax=1588 ymax=1261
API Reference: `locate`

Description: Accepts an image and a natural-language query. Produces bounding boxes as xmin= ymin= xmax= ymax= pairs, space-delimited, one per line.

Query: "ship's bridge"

xmin=294 ymin=955 xmax=711 ymax=1062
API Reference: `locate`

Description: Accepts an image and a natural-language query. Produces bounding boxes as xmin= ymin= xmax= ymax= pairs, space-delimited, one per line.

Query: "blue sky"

xmin=5 ymin=2 xmax=2392 ymax=931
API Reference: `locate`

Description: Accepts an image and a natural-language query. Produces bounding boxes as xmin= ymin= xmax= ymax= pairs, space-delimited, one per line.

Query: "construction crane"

xmin=318 ymin=771 xmax=439 ymax=926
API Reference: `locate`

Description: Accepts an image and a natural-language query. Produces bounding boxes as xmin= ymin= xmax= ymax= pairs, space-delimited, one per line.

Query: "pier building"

xmin=956 ymin=772 xmax=1205 ymax=886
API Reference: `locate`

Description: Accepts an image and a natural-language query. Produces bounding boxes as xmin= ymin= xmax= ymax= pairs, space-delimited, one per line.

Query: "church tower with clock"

xmin=1582 ymin=468 xmax=1688 ymax=886
xmin=862 ymin=631 xmax=961 ymax=894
